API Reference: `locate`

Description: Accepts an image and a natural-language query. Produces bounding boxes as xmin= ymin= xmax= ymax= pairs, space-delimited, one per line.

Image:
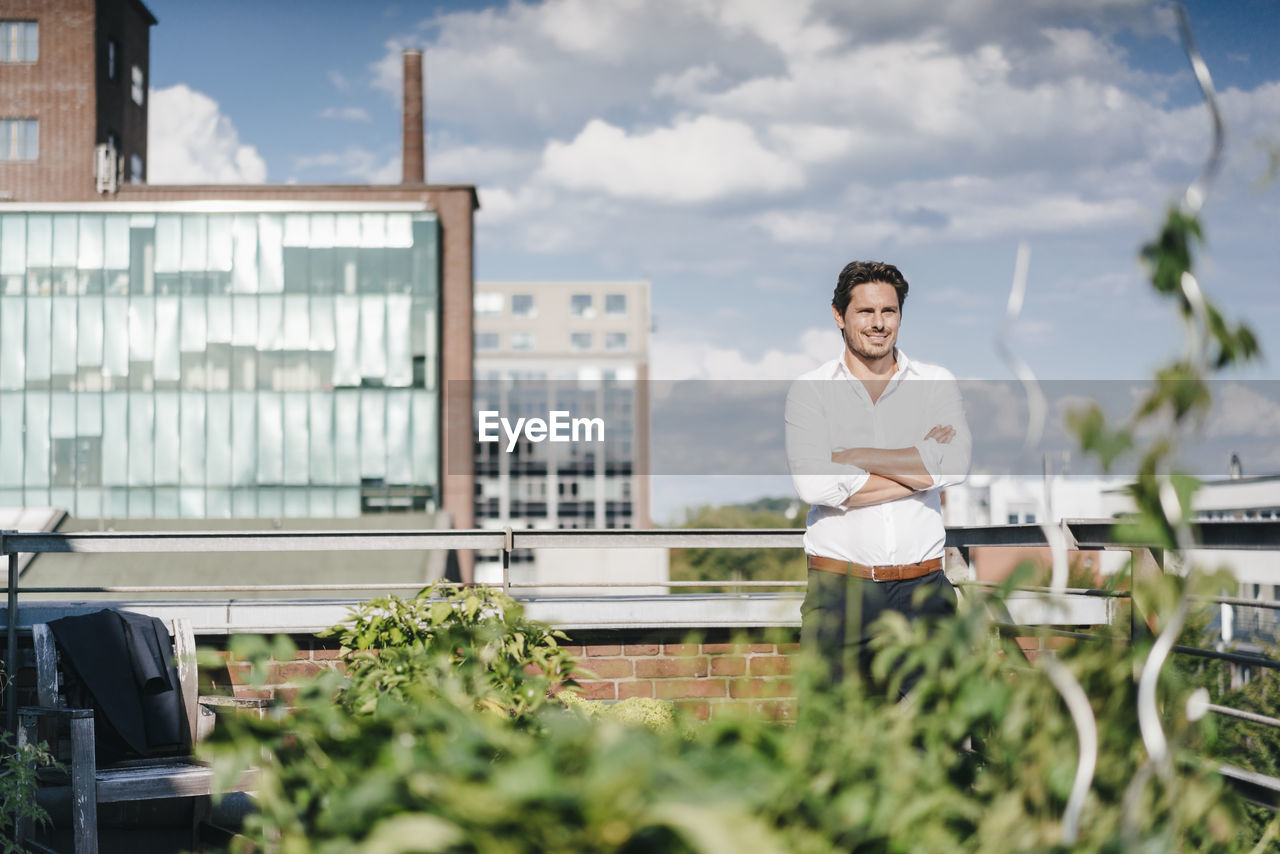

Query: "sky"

xmin=140 ymin=0 xmax=1280 ymax=520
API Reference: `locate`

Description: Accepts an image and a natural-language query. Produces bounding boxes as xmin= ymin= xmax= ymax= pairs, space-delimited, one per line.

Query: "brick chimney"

xmin=402 ymin=49 xmax=425 ymax=184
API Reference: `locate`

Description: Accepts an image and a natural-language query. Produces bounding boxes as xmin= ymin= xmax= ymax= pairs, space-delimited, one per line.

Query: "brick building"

xmin=0 ymin=0 xmax=153 ymax=200
xmin=1 ymin=0 xmax=477 ymax=576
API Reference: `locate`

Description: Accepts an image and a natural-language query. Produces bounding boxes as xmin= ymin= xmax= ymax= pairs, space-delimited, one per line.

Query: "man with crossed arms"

xmin=785 ymin=260 xmax=971 ymax=696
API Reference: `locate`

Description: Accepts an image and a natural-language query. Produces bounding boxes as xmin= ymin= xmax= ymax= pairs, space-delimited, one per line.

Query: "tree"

xmin=668 ymin=499 xmax=806 ymax=593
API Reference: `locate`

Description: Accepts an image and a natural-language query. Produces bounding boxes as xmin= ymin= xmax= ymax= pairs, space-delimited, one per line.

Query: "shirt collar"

xmin=832 ymin=347 xmax=914 ymax=379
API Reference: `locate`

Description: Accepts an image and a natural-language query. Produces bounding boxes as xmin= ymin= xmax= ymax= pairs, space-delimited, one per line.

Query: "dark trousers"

xmin=800 ymin=568 xmax=957 ymax=699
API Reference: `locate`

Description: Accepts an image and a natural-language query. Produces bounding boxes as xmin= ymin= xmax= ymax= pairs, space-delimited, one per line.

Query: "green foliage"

xmin=1066 ymin=404 xmax=1134 ymax=473
xmin=1140 ymin=207 xmax=1203 ymax=299
xmin=0 ymin=663 xmax=59 ymax=852
xmin=204 ymin=575 xmax=1260 ymax=853
xmin=559 ymin=692 xmax=681 ymax=734
xmin=314 ymin=583 xmax=578 ymax=720
xmin=669 ymin=501 xmax=806 ymax=592
xmin=1195 ymin=637 xmax=1280 ymax=848
xmin=0 ymin=731 xmax=58 ymax=853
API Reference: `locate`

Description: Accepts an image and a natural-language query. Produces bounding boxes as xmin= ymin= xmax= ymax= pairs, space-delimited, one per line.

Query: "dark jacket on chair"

xmin=48 ymin=609 xmax=186 ymax=764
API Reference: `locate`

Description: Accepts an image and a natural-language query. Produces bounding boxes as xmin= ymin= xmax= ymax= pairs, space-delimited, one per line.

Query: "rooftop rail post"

xmin=1131 ymin=550 xmax=1137 ymax=647
xmin=502 ymin=527 xmax=513 ymax=594
xmin=4 ymin=531 xmax=17 ymax=733
xmin=1128 ymin=546 xmax=1163 ymax=644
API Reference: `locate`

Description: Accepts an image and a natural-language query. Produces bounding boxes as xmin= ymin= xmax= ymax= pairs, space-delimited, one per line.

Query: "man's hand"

xmin=923 ymin=424 xmax=956 ymax=445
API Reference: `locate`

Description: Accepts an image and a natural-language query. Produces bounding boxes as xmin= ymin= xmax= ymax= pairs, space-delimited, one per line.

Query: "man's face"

xmin=832 ymin=281 xmax=900 ymax=362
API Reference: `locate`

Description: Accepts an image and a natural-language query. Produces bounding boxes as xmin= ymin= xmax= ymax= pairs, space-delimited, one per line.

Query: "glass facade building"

xmin=0 ymin=204 xmax=442 ymax=518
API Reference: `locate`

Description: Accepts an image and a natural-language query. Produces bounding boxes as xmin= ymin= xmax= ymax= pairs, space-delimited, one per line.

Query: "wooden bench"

xmin=16 ymin=618 xmax=266 ymax=854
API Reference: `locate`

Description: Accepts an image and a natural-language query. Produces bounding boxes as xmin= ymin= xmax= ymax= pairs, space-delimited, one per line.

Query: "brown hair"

xmin=832 ymin=261 xmax=909 ymax=314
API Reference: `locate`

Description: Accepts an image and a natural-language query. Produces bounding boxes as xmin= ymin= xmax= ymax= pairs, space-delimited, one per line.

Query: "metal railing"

xmin=3 ymin=518 xmax=1280 ymax=733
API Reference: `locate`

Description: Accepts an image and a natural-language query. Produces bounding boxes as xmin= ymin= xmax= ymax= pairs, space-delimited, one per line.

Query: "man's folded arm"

xmin=785 ymin=380 xmax=870 ymax=507
xmin=841 ymin=474 xmax=915 ymax=507
xmin=830 ymin=446 xmax=934 ymax=491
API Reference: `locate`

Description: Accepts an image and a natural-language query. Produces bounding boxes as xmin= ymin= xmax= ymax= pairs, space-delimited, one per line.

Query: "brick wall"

xmin=199 ymin=631 xmax=801 ymax=721
xmin=11 ymin=624 xmax=1048 ymax=723
xmin=567 ymin=640 xmax=798 ymax=721
xmin=0 ymin=0 xmax=99 ymax=201
xmin=196 ymin=629 xmax=1050 ymax=719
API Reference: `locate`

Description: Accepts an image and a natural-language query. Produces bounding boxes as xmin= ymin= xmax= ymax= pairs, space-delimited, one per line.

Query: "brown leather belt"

xmin=807 ymin=556 xmax=942 ymax=582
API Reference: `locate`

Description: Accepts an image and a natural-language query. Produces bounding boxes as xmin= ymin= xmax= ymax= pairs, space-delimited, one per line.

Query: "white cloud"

xmin=348 ymin=0 xmax=1280 ymax=386
xmin=540 ymin=115 xmax=804 ymax=203
xmin=327 ymin=70 xmax=351 ymax=91
xmin=752 ymin=210 xmax=837 ymax=244
xmin=366 ymin=0 xmax=1246 ymax=196
xmin=292 ymin=147 xmax=399 ymax=184
xmin=319 ymin=106 xmax=370 ymax=122
xmin=147 ymin=85 xmax=267 ymax=183
xmin=477 ymin=185 xmax=550 ymax=223
xmin=653 ymin=63 xmax=724 ymax=100
xmin=768 ymin=123 xmax=855 ymax=164
xmin=748 ymin=172 xmax=1150 ymax=248
xmin=652 ymin=327 xmax=834 ymax=380
xmin=710 ymin=0 xmax=845 ymax=59
xmin=1207 ymin=383 xmax=1280 ymax=439
xmin=428 ymin=143 xmax=538 ymax=184
xmin=534 ymin=0 xmax=645 ymax=59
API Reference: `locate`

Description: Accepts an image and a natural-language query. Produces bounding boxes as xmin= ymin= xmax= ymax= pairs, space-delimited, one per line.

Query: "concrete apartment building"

xmin=472 ymin=280 xmax=664 ymax=590
xmin=1 ymin=0 xmax=478 ymax=578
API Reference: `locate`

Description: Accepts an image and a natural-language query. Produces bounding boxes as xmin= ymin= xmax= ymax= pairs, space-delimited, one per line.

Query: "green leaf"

xmin=643 ymin=803 xmax=790 ymax=854
xmin=358 ymin=813 xmax=464 ymax=853
xmin=429 ymin=602 xmax=452 ymax=625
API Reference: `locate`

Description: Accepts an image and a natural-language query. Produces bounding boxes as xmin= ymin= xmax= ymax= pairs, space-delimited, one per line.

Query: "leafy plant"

xmin=318 ymin=583 xmax=578 ymax=720
xmin=0 ymin=732 xmax=58 ymax=853
xmin=203 ymin=571 xmax=1263 ymax=853
xmin=559 ymin=692 xmax=683 ymax=735
xmin=0 ymin=659 xmax=59 ymax=854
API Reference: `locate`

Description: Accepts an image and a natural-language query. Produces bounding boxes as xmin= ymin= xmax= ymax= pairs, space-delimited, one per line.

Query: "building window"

xmin=0 ymin=119 xmax=38 ymax=161
xmin=475 ymin=332 xmax=500 ymax=351
xmin=107 ymin=38 xmax=118 ymax=81
xmin=0 ymin=21 xmax=37 ymax=63
xmin=570 ymin=294 xmax=593 ymax=317
xmin=605 ymin=293 xmax=627 ymax=315
xmin=570 ymin=332 xmax=592 ymax=352
xmin=511 ymin=294 xmax=535 ymax=317
xmin=131 ymin=65 xmax=145 ymax=106
xmin=605 ymin=332 xmax=627 ymax=352
xmin=130 ymin=153 xmax=143 ymax=182
xmin=0 ymin=208 xmax=445 ymax=519
xmin=510 ymin=332 xmax=536 ymax=352
xmin=474 ymin=292 xmax=503 ymax=316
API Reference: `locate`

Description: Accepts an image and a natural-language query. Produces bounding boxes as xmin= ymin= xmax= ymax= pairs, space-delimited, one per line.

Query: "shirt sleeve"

xmin=785 ymin=378 xmax=869 ymax=507
xmin=912 ymin=369 xmax=971 ymax=490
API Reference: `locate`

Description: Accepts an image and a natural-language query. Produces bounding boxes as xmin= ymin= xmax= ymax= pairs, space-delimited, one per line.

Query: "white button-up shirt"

xmin=784 ymin=349 xmax=971 ymax=566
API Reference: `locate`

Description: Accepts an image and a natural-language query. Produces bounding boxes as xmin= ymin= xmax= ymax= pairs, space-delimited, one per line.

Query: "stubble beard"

xmin=842 ymin=325 xmax=894 ymax=363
